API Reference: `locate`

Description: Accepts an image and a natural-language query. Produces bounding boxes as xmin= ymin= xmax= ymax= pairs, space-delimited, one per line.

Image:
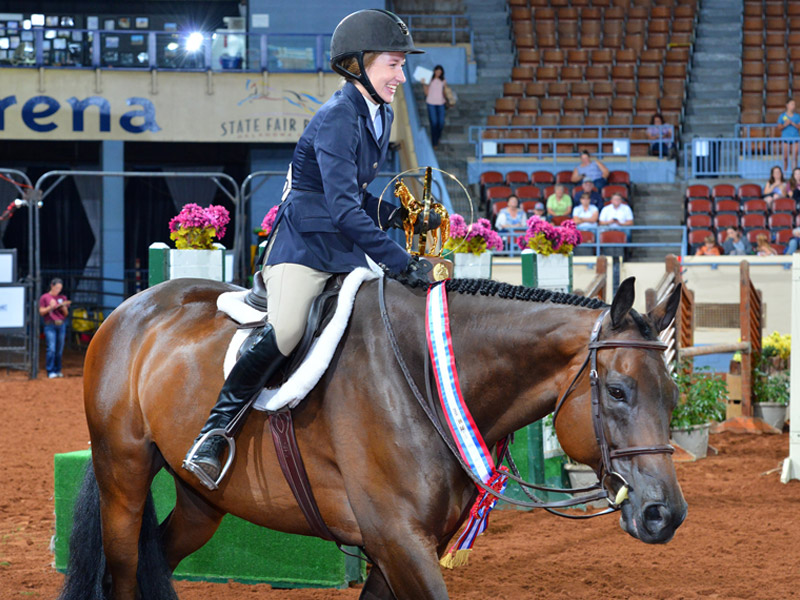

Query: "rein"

xmin=378 ymin=278 xmax=674 ymax=515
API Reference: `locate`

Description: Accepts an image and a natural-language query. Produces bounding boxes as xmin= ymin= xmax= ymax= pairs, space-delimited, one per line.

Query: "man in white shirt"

xmin=599 ymin=193 xmax=634 ymax=239
xmin=572 ymin=192 xmax=599 ymax=230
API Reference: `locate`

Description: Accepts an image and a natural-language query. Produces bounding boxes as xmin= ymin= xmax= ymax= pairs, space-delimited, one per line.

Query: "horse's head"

xmin=555 ymin=278 xmax=687 ymax=544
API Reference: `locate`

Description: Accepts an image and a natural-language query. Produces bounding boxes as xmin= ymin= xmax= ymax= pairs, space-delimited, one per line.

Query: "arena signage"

xmin=0 ymin=70 xmax=355 ymax=142
xmin=0 ymin=95 xmax=160 ymax=134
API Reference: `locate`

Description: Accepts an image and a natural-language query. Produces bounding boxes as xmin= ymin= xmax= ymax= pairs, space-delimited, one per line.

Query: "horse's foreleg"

xmin=159 ymin=477 xmax=226 ymax=571
xmin=359 ymin=565 xmax=397 ymax=600
xmin=362 ymin=534 xmax=448 ymax=599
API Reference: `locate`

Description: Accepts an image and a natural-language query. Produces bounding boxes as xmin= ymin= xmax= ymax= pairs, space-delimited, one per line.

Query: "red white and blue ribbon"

xmin=426 ymin=281 xmax=509 ymax=568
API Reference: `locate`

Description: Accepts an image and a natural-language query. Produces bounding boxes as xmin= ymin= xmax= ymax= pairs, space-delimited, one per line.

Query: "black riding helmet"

xmin=330 ymin=9 xmax=424 ymax=105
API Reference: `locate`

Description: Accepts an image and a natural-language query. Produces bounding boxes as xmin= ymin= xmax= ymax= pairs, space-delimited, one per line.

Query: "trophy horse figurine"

xmin=393 ymin=167 xmax=453 ymax=281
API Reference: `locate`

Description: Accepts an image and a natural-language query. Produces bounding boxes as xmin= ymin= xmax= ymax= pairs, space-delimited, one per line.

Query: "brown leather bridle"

xmin=551 ymin=309 xmax=675 ymax=512
xmin=378 ymin=278 xmax=675 ymax=516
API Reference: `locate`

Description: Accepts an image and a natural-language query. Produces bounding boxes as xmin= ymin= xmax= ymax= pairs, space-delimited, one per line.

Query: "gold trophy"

xmin=393 ymin=167 xmax=453 ymax=281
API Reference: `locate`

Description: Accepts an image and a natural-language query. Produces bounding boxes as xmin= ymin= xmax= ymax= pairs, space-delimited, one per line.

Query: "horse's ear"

xmin=648 ymin=283 xmax=682 ymax=333
xmin=610 ymin=277 xmax=635 ymax=329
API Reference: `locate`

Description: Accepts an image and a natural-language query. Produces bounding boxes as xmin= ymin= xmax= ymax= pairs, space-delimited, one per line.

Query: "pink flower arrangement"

xmin=168 ymin=203 xmax=230 ymax=249
xmin=517 ymin=216 xmax=581 ymax=256
xmin=444 ymin=214 xmax=504 ymax=255
xmin=259 ymin=205 xmax=280 ymax=236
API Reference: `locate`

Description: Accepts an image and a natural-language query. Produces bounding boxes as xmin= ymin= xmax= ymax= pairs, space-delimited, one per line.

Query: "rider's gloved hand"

xmin=387 ymin=207 xmax=442 ymax=233
xmin=388 ymin=257 xmax=433 ymax=287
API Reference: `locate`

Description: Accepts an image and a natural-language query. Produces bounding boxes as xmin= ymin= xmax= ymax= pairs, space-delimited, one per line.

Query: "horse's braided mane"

xmin=386 ymin=271 xmax=606 ymax=309
xmin=443 ymin=278 xmax=608 ymax=308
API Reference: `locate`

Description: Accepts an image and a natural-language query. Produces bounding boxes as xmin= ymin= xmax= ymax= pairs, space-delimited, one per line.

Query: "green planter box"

xmin=54 ymin=450 xmax=363 ymax=588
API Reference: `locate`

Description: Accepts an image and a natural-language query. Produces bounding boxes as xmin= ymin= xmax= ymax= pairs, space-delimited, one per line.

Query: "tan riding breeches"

xmin=263 ymin=262 xmax=331 ymax=356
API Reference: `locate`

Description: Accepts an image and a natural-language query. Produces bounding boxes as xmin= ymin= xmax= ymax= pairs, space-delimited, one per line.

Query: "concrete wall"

xmin=248 ymin=0 xmax=381 ymax=34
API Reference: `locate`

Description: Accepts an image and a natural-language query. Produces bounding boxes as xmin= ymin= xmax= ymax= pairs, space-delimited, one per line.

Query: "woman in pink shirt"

xmin=423 ymin=65 xmax=447 ymax=146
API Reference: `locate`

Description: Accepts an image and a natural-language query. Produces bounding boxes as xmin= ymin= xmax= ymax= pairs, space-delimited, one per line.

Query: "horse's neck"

xmin=447 ymin=296 xmax=597 ymax=448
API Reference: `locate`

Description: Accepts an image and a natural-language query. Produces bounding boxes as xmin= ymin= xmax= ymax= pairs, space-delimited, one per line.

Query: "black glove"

xmin=392 ymin=257 xmax=433 ymax=287
xmin=386 ymin=206 xmax=442 ymax=233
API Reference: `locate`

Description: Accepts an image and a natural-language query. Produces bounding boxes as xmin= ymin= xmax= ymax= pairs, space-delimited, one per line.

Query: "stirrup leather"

xmin=182 ymin=428 xmax=237 ymax=491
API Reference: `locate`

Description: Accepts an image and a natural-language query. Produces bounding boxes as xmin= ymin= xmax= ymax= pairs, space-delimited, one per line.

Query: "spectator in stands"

xmin=546 ymin=184 xmax=573 ymax=221
xmin=789 ymin=168 xmax=800 ymax=202
xmin=495 ymin=194 xmax=527 ymax=230
xmin=784 ymin=227 xmax=800 ymax=254
xmin=571 ymin=150 xmax=609 ymax=190
xmin=572 ymin=177 xmax=603 ymax=211
xmin=755 ymin=233 xmax=778 ymax=256
xmin=695 ymin=234 xmax=721 ymax=256
xmin=572 ymin=193 xmax=599 ymax=230
xmin=599 ymin=193 xmax=634 ymax=241
xmin=778 ymin=98 xmax=800 ymax=172
xmin=423 ymin=65 xmax=447 ymax=146
xmin=722 ymin=226 xmax=752 ymax=255
xmin=38 ymin=277 xmax=71 ymax=379
xmin=763 ymin=165 xmax=789 ymax=207
xmin=646 ymin=113 xmax=676 ymax=159
xmin=531 ymin=201 xmax=546 ymax=219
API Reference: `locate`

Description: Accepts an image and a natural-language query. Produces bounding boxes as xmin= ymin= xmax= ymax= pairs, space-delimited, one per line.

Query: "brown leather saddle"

xmin=239 ymin=270 xmax=345 ymax=388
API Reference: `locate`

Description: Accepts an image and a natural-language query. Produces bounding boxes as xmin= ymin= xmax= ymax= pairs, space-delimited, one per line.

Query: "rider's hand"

xmin=387 ymin=206 xmax=408 ymax=229
xmin=416 ymin=212 xmax=441 ymax=233
xmin=390 ymin=257 xmax=433 ymax=287
xmin=386 ymin=207 xmax=442 ymax=233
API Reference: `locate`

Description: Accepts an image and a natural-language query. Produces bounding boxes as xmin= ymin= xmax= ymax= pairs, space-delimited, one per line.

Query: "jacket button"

xmin=373 ymin=162 xmax=378 ymax=169
xmin=362 ymin=182 xmax=368 ymax=189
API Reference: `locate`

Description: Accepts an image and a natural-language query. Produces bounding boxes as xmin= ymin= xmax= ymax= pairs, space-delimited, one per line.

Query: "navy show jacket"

xmin=266 ymin=82 xmax=410 ymax=273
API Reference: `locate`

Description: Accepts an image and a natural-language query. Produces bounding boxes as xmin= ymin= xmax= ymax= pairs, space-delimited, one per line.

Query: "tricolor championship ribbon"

xmin=426 ymin=282 xmax=509 ymax=569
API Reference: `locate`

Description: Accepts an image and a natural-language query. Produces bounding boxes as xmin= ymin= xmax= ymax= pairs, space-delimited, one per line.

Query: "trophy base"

xmin=425 ymin=257 xmax=454 ymax=282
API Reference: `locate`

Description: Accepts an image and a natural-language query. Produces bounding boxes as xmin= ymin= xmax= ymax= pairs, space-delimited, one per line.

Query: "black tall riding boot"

xmin=183 ymin=324 xmax=286 ymax=490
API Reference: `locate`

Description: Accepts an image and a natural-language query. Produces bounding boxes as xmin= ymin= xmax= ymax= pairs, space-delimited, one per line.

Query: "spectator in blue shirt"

xmin=778 ymin=98 xmax=800 ymax=172
xmin=571 ymin=150 xmax=609 ymax=190
xmin=572 ymin=177 xmax=603 ymax=211
xmin=785 ymin=227 xmax=800 ymax=254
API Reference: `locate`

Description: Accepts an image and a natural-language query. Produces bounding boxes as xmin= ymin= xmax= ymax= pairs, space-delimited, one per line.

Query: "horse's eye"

xmin=607 ymin=385 xmax=626 ymax=401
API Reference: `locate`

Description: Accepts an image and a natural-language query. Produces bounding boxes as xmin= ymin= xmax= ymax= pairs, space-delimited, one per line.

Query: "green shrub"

xmin=670 ymin=363 xmax=727 ymax=429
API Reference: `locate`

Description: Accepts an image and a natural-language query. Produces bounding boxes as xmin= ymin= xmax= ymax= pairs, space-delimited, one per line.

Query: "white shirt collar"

xmin=363 ymin=94 xmax=381 ymax=122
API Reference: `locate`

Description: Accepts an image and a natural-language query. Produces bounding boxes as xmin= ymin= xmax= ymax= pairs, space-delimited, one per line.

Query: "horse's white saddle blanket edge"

xmin=216 ymin=266 xmax=381 ymax=412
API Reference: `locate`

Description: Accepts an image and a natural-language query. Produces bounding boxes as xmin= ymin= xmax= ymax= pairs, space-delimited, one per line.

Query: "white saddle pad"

xmin=216 ymin=266 xmax=381 ymax=412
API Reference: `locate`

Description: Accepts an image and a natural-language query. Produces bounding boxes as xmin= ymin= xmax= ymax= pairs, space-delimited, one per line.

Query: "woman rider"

xmin=183 ymin=9 xmax=436 ymax=490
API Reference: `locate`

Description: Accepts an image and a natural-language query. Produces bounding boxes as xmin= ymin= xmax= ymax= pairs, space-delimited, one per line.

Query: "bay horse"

xmin=59 ymin=275 xmax=686 ymax=600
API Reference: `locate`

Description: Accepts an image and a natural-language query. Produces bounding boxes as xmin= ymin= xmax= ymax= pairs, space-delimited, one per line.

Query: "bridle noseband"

xmin=553 ymin=309 xmax=674 ymax=507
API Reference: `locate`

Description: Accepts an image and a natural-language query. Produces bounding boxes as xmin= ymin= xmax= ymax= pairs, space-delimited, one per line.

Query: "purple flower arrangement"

xmin=168 ymin=203 xmax=230 ymax=250
xmin=443 ymin=214 xmax=504 ymax=255
xmin=517 ymin=215 xmax=581 ymax=256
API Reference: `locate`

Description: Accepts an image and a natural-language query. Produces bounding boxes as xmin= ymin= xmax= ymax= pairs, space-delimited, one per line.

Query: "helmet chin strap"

xmin=336 ymin=53 xmax=387 ymax=105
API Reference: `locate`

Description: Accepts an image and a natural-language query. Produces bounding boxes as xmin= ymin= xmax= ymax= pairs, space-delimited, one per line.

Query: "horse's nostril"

xmin=643 ymin=503 xmax=668 ymax=534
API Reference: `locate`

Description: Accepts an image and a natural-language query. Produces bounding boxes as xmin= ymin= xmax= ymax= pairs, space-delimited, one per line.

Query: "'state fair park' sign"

xmin=0 ymin=70 xmax=341 ymax=142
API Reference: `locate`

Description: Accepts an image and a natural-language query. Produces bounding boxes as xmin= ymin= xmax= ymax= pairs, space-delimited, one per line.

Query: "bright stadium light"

xmin=31 ymin=14 xmax=44 ymax=26
xmin=185 ymin=32 xmax=204 ymax=53
xmin=166 ymin=42 xmax=179 ymax=51
xmin=22 ymin=19 xmax=31 ymax=29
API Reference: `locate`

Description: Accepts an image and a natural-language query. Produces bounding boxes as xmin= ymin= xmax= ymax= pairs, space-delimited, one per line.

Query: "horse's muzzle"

xmin=620 ymin=497 xmax=688 ymax=544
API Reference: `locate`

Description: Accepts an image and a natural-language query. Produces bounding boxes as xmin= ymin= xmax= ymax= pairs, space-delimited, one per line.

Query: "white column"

xmin=781 ymin=254 xmax=800 ymax=483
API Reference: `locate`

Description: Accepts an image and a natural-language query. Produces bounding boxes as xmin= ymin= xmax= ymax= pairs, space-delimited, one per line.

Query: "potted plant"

xmin=517 ymin=216 xmax=581 ymax=291
xmin=442 ymin=214 xmax=503 ymax=279
xmin=752 ymin=332 xmax=791 ymax=429
xmin=150 ymin=203 xmax=231 ymax=285
xmin=670 ymin=363 xmax=728 ymax=459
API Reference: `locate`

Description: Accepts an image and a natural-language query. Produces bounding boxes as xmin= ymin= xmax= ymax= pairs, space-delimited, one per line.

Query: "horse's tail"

xmin=58 ymin=461 xmax=178 ymax=600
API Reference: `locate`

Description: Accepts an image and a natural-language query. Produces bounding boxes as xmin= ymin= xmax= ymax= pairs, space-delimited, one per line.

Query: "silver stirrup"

xmin=181 ymin=428 xmax=237 ymax=491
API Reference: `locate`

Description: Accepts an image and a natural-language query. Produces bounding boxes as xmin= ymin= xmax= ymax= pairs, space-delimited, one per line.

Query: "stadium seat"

xmin=713 ymin=214 xmax=739 ymax=230
xmin=771 ymin=197 xmax=795 ymax=213
xmin=768 ymin=213 xmax=793 ymax=230
xmin=480 ymin=171 xmax=504 ymax=186
xmin=746 ymin=229 xmax=771 ymax=244
xmin=531 ymin=171 xmax=555 ymax=186
xmin=687 ymin=214 xmax=712 ymax=229
xmin=712 ymin=184 xmax=736 ymax=201
xmin=579 ymin=229 xmax=596 ymax=244
xmin=486 ymin=186 xmax=512 ymax=201
xmin=689 ymin=229 xmax=714 ymax=248
xmin=505 ymin=170 xmax=529 ymax=187
xmin=521 ymin=201 xmax=540 ymax=214
xmin=556 ymin=171 xmax=573 ymax=184
xmin=491 ymin=200 xmax=509 ymax=216
xmin=685 ymin=184 xmax=711 ymax=200
xmin=742 ymin=199 xmax=768 ymax=213
xmin=599 ymin=230 xmax=627 ymax=244
xmin=741 ymin=213 xmax=767 ymax=231
xmin=776 ymin=229 xmax=795 ymax=244
xmin=516 ymin=185 xmax=541 ymax=201
xmin=714 ymin=199 xmax=741 ymax=214
xmin=602 ymin=185 xmax=628 ymax=201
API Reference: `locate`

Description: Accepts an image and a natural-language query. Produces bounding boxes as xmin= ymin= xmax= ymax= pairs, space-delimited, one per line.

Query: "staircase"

xmin=628 ymin=183 xmax=686 ymax=261
xmin=406 ymin=0 xmax=514 ymax=214
xmin=682 ymin=0 xmax=743 ymax=140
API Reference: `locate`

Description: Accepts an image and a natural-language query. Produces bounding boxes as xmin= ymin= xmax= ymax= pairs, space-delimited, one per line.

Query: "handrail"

xmin=398 ymin=14 xmax=473 ymax=47
xmin=684 ymin=136 xmax=798 ymax=179
xmin=2 ymin=28 xmax=334 ymax=73
xmin=470 ymin=124 xmax=674 ymax=160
